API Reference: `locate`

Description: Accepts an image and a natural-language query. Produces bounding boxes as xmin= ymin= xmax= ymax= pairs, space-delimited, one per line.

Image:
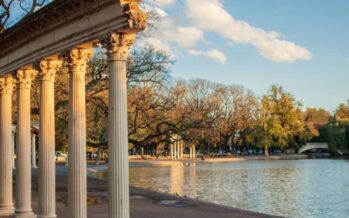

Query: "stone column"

xmin=193 ymin=145 xmax=196 ymax=159
xmin=189 ymin=145 xmax=192 ymax=159
xmin=170 ymin=144 xmax=174 ymax=160
xmin=173 ymin=142 xmax=177 ymax=160
xmin=178 ymin=141 xmax=181 ymax=160
xmin=180 ymin=141 xmax=184 ymax=159
xmin=38 ymin=59 xmax=61 ymax=218
xmin=12 ymin=131 xmax=15 ymax=169
xmin=105 ymin=33 xmax=135 ymax=218
xmin=31 ymin=134 xmax=37 ymax=168
xmin=68 ymin=47 xmax=93 ymax=218
xmin=15 ymin=68 xmax=37 ymax=217
xmin=0 ymin=76 xmax=15 ymax=216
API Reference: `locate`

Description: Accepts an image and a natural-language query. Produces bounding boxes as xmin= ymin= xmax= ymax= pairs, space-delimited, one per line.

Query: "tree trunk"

xmin=141 ymin=147 xmax=144 ymax=158
xmin=264 ymin=146 xmax=269 ymax=157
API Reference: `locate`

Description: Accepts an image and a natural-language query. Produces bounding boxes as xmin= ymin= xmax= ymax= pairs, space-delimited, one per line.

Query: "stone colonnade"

xmin=170 ymin=140 xmax=196 ymax=160
xmin=189 ymin=145 xmax=196 ymax=159
xmin=0 ymin=33 xmax=135 ymax=218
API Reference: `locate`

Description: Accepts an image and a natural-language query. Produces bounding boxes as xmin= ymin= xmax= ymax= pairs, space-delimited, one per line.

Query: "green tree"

xmin=248 ymin=85 xmax=308 ymax=156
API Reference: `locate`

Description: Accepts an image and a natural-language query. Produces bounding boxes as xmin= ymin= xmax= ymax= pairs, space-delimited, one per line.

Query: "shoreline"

xmin=86 ymin=154 xmax=309 ymax=170
xmin=127 ymin=154 xmax=308 ymax=167
xmin=0 ymin=167 xmax=281 ymax=218
xmin=85 ymin=154 xmax=309 ymax=171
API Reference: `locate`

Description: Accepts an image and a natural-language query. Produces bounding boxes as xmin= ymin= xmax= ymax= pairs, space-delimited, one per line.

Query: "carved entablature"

xmin=69 ymin=48 xmax=94 ymax=73
xmin=126 ymin=6 xmax=147 ymax=31
xmin=103 ymin=33 xmax=136 ymax=61
xmin=121 ymin=0 xmax=147 ymax=32
xmin=0 ymin=75 xmax=15 ymax=95
xmin=16 ymin=68 xmax=37 ymax=89
xmin=39 ymin=59 xmax=63 ymax=82
xmin=0 ymin=0 xmax=118 ymax=60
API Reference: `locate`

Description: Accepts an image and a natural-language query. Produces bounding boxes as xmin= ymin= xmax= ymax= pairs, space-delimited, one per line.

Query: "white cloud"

xmin=148 ymin=0 xmax=175 ymax=7
xmin=137 ymin=37 xmax=172 ymax=55
xmin=186 ymin=0 xmax=312 ymax=63
xmin=189 ymin=49 xmax=227 ymax=64
xmin=159 ymin=18 xmax=204 ymax=49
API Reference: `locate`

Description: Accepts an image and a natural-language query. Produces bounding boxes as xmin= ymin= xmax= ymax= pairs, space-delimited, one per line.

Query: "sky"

xmin=142 ymin=0 xmax=349 ymax=112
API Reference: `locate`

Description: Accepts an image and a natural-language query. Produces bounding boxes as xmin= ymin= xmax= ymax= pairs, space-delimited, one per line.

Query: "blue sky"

xmin=144 ymin=0 xmax=349 ymax=112
xmin=5 ymin=0 xmax=349 ymax=112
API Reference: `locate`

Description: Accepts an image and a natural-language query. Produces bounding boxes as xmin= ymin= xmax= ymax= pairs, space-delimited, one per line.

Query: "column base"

xmin=0 ymin=206 xmax=15 ymax=216
xmin=13 ymin=211 xmax=36 ymax=218
xmin=37 ymin=214 xmax=57 ymax=218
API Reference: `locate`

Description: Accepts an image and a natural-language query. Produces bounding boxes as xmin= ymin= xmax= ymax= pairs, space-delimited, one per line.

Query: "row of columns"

xmin=170 ymin=142 xmax=196 ymax=160
xmin=189 ymin=145 xmax=196 ymax=160
xmin=0 ymin=32 xmax=135 ymax=218
xmin=170 ymin=141 xmax=183 ymax=160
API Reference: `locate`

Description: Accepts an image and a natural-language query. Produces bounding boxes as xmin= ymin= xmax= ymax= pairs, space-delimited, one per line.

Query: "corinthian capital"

xmin=103 ymin=33 xmax=136 ymax=61
xmin=0 ymin=75 xmax=15 ymax=95
xmin=69 ymin=48 xmax=94 ymax=73
xmin=39 ymin=59 xmax=63 ymax=82
xmin=16 ymin=68 xmax=37 ymax=89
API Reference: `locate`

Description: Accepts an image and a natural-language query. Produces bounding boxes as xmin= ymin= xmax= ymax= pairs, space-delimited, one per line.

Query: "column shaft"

xmin=32 ymin=134 xmax=37 ymax=168
xmin=170 ymin=144 xmax=174 ymax=160
xmin=180 ymin=141 xmax=183 ymax=159
xmin=190 ymin=146 xmax=192 ymax=159
xmin=68 ymin=48 xmax=92 ymax=218
xmin=15 ymin=69 xmax=36 ymax=217
xmin=12 ymin=132 xmax=15 ymax=169
xmin=106 ymin=33 xmax=136 ymax=218
xmin=38 ymin=59 xmax=60 ymax=218
xmin=173 ymin=142 xmax=177 ymax=160
xmin=0 ymin=76 xmax=15 ymax=216
xmin=108 ymin=51 xmax=130 ymax=218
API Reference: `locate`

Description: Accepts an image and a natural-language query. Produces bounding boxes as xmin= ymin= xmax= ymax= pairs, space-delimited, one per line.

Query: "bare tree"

xmin=0 ymin=0 xmax=15 ymax=32
xmin=1 ymin=0 xmax=49 ymax=32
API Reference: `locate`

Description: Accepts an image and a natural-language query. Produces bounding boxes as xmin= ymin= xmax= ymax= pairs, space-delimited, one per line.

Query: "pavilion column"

xmin=193 ymin=145 xmax=196 ymax=159
xmin=15 ymin=68 xmax=37 ymax=217
xmin=178 ymin=142 xmax=181 ymax=160
xmin=189 ymin=145 xmax=193 ymax=159
xmin=173 ymin=142 xmax=177 ymax=160
xmin=180 ymin=141 xmax=183 ymax=159
xmin=179 ymin=141 xmax=182 ymax=160
xmin=0 ymin=76 xmax=15 ymax=216
xmin=37 ymin=59 xmax=61 ymax=218
xmin=170 ymin=144 xmax=174 ymax=160
xmin=105 ymin=33 xmax=135 ymax=218
xmin=68 ymin=48 xmax=93 ymax=218
xmin=31 ymin=134 xmax=37 ymax=168
xmin=12 ymin=131 xmax=16 ymax=169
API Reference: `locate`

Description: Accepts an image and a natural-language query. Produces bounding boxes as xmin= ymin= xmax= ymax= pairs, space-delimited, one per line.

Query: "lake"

xmin=97 ymin=159 xmax=349 ymax=218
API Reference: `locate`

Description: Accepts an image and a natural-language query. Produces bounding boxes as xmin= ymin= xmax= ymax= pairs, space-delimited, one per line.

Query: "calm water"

xmin=97 ymin=159 xmax=349 ymax=218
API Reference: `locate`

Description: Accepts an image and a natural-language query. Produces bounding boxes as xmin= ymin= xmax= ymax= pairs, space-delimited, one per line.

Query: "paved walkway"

xmin=2 ymin=167 xmax=281 ymax=218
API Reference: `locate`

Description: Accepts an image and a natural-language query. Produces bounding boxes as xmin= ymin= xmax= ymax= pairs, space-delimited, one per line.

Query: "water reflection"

xmin=128 ymin=160 xmax=349 ymax=218
xmin=170 ymin=163 xmax=184 ymax=195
